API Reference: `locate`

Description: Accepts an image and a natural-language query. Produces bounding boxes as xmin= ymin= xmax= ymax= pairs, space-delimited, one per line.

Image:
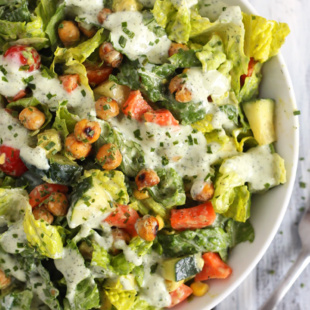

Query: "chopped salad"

xmin=0 ymin=0 xmax=289 ymax=309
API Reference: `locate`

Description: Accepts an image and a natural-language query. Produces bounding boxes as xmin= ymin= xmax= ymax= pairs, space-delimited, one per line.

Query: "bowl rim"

xmin=198 ymin=0 xmax=300 ymax=309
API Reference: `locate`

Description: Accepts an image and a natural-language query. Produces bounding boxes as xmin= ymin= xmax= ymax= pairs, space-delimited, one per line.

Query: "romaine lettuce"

xmin=23 ymin=205 xmax=64 ymax=259
xmin=147 ymin=168 xmax=186 ymax=208
xmin=0 ymin=290 xmax=33 ymax=310
xmin=52 ymin=104 xmax=78 ymax=138
xmin=243 ymin=13 xmax=290 ymax=63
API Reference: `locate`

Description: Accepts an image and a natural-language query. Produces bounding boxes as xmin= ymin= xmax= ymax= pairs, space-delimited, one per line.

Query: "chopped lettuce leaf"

xmin=105 ymin=289 xmax=136 ymax=310
xmin=130 ymin=197 xmax=168 ymax=219
xmin=52 ymin=104 xmax=78 ymax=138
xmin=147 ymin=168 xmax=186 ymax=208
xmin=91 ymin=243 xmax=111 ymax=270
xmin=23 ymin=205 xmax=64 ymax=259
xmin=0 ymin=188 xmax=28 ymax=225
xmin=243 ymin=13 xmax=290 ymax=63
xmin=191 ymin=114 xmax=213 ymax=133
xmin=84 ymin=170 xmax=129 ymax=205
xmin=0 ymin=290 xmax=33 ymax=310
xmin=0 ymin=0 xmax=31 ymax=22
xmin=168 ymin=48 xmax=201 ymax=67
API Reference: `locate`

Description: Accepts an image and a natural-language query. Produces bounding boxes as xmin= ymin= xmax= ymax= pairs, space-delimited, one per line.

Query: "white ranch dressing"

xmin=54 ymin=246 xmax=91 ymax=304
xmin=0 ymin=55 xmax=94 ymax=118
xmin=183 ymin=67 xmax=230 ymax=108
xmin=104 ymin=11 xmax=171 ymax=64
xmin=109 ymin=116 xmax=237 ymax=180
xmin=0 ymin=250 xmax=26 ymax=282
xmin=64 ymin=0 xmax=104 ymax=25
xmin=220 ymin=145 xmax=285 ymax=192
xmin=0 ymin=109 xmax=50 ymax=170
xmin=0 ymin=221 xmax=27 ymax=254
xmin=199 ymin=0 xmax=238 ymax=22
xmin=114 ymin=239 xmax=143 ymax=266
xmin=139 ymin=252 xmax=171 ymax=308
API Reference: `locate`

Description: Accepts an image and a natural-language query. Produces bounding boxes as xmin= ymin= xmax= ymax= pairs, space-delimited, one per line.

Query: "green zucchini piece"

xmin=160 ymin=254 xmax=204 ymax=282
xmin=22 ymin=154 xmax=82 ymax=185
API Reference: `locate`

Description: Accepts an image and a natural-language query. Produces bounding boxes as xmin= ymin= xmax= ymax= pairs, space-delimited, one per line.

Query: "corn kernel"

xmin=133 ymin=189 xmax=149 ymax=200
xmin=0 ymin=153 xmax=5 ymax=165
xmin=190 ymin=281 xmax=209 ymax=297
xmin=156 ymin=215 xmax=165 ymax=230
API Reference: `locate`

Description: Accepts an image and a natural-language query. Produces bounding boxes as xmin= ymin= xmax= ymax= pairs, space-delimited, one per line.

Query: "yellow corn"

xmin=190 ymin=281 xmax=209 ymax=297
xmin=0 ymin=153 xmax=5 ymax=165
xmin=156 ymin=215 xmax=165 ymax=230
xmin=133 ymin=189 xmax=149 ymax=200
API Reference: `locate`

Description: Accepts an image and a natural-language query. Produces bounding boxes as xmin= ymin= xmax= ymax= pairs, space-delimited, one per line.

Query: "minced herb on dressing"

xmin=0 ymin=0 xmax=289 ymax=309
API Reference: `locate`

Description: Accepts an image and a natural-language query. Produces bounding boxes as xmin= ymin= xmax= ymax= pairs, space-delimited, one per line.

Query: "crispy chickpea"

xmin=168 ymin=43 xmax=189 ymax=57
xmin=95 ymin=97 xmax=120 ymax=120
xmin=32 ymin=206 xmax=54 ymax=224
xmin=99 ymin=42 xmax=123 ymax=68
xmin=169 ymin=76 xmax=192 ymax=103
xmin=97 ymin=8 xmax=112 ymax=24
xmin=135 ymin=215 xmax=159 ymax=242
xmin=65 ymin=133 xmax=92 ymax=160
xmin=45 ymin=192 xmax=69 ymax=216
xmin=0 ymin=269 xmax=11 ymax=290
xmin=110 ymin=228 xmax=131 ymax=254
xmin=58 ymin=20 xmax=80 ymax=47
xmin=74 ymin=119 xmax=101 ymax=144
xmin=135 ymin=169 xmax=160 ymax=191
xmin=96 ymin=143 xmax=122 ymax=170
xmin=192 ymin=182 xmax=214 ymax=202
xmin=19 ymin=107 xmax=45 ymax=130
xmin=78 ymin=22 xmax=96 ymax=38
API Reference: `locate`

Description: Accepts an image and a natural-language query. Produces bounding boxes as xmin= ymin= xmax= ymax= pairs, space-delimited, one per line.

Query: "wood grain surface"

xmin=215 ymin=1 xmax=310 ymax=309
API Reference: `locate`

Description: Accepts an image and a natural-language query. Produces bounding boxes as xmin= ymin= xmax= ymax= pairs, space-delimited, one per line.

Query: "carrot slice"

xmin=167 ymin=284 xmax=193 ymax=308
xmin=122 ymin=90 xmax=153 ymax=120
xmin=170 ymin=202 xmax=216 ymax=230
xmin=144 ymin=109 xmax=179 ymax=126
xmin=195 ymin=252 xmax=232 ymax=281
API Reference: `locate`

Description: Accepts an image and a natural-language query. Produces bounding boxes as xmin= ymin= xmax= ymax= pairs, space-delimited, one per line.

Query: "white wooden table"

xmin=216 ymin=1 xmax=310 ymax=309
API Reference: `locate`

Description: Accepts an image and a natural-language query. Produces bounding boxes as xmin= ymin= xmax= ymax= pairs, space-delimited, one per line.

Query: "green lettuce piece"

xmin=158 ymin=227 xmax=231 ymax=257
xmin=147 ymin=168 xmax=186 ymax=208
xmin=0 ymin=290 xmax=33 ymax=310
xmin=7 ymin=97 xmax=52 ymax=131
xmin=23 ymin=205 xmax=64 ymax=259
xmin=243 ymin=13 xmax=290 ymax=63
xmin=55 ymin=242 xmax=100 ymax=310
xmin=0 ymin=20 xmax=25 ymax=50
xmin=191 ymin=114 xmax=213 ymax=133
xmin=84 ymin=169 xmax=129 ymax=205
xmin=232 ymin=128 xmax=257 ymax=152
xmin=218 ymin=104 xmax=239 ymax=126
xmin=130 ymin=197 xmax=167 ymax=219
xmin=0 ymin=0 xmax=31 ymax=22
xmin=52 ymin=104 xmax=78 ymax=138
xmin=238 ymin=61 xmax=262 ymax=102
xmin=168 ymin=48 xmax=201 ymax=67
xmin=91 ymin=243 xmax=111 ymax=270
xmin=153 ymin=0 xmax=191 ymax=43
xmin=132 ymin=297 xmax=159 ymax=310
xmin=0 ymin=188 xmax=28 ymax=225
xmin=45 ymin=3 xmax=66 ymax=50
xmin=27 ymin=262 xmax=61 ymax=310
xmin=195 ymin=34 xmax=227 ymax=71
xmin=54 ymin=29 xmax=107 ymax=63
xmin=96 ymin=121 xmax=145 ymax=177
xmin=190 ymin=6 xmax=249 ymax=97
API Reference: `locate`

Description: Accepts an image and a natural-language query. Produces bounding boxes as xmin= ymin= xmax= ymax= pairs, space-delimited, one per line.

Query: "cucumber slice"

xmin=160 ymin=254 xmax=204 ymax=282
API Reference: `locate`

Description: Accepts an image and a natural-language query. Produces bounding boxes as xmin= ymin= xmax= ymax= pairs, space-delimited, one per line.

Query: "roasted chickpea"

xmin=135 ymin=215 xmax=159 ymax=242
xmin=58 ymin=20 xmax=80 ymax=46
xmin=97 ymin=8 xmax=112 ymax=24
xmin=99 ymin=42 xmax=123 ymax=68
xmin=96 ymin=143 xmax=122 ymax=170
xmin=168 ymin=43 xmax=189 ymax=57
xmin=0 ymin=270 xmax=11 ymax=290
xmin=169 ymin=76 xmax=192 ymax=103
xmin=45 ymin=192 xmax=69 ymax=216
xmin=135 ymin=169 xmax=160 ymax=191
xmin=78 ymin=22 xmax=96 ymax=38
xmin=65 ymin=133 xmax=92 ymax=159
xmin=74 ymin=119 xmax=101 ymax=144
xmin=19 ymin=106 xmax=45 ymax=130
xmin=95 ymin=97 xmax=120 ymax=120
xmin=32 ymin=206 xmax=54 ymax=224
xmin=192 ymin=182 xmax=214 ymax=202
xmin=110 ymin=228 xmax=131 ymax=254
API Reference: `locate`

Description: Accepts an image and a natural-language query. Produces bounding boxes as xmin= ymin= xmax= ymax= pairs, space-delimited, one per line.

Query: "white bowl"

xmin=175 ymin=1 xmax=299 ymax=309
